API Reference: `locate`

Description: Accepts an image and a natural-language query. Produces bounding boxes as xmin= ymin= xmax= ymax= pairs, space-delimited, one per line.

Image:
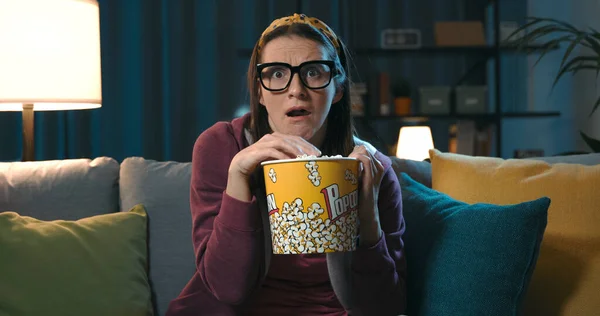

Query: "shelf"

xmin=237 ymin=44 xmax=558 ymax=58
xmin=353 ymin=111 xmax=560 ymax=121
xmin=501 ymin=111 xmax=561 ymax=117
xmin=351 ymin=44 xmax=558 ymax=56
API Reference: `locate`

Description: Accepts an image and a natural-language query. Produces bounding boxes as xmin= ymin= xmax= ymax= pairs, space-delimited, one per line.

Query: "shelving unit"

xmin=239 ymin=0 xmax=561 ymax=158
xmin=346 ymin=44 xmax=556 ymax=55
xmin=358 ymin=111 xmax=561 ymax=122
xmin=237 ymin=44 xmax=557 ymax=58
xmin=348 ymin=1 xmax=561 ymax=158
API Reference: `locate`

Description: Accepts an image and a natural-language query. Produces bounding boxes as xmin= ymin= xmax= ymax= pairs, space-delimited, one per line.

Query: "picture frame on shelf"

xmin=380 ymin=29 xmax=422 ymax=49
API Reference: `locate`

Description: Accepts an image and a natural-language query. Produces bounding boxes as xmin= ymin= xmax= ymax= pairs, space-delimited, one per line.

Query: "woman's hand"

xmin=349 ymin=145 xmax=385 ymax=247
xmin=226 ymin=132 xmax=321 ymax=202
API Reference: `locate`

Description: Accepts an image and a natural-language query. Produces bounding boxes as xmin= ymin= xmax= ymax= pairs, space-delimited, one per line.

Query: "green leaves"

xmin=591 ymin=98 xmax=600 ymax=118
xmin=580 ymin=131 xmax=600 ymax=153
xmin=553 ymin=56 xmax=599 ymax=91
xmin=510 ymin=17 xmax=600 ymax=152
xmin=509 ymin=17 xmax=600 ymax=89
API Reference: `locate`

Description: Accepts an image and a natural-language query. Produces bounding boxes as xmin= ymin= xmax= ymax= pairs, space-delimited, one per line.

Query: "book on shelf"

xmin=350 ymin=82 xmax=367 ymax=117
xmin=367 ymin=72 xmax=392 ymax=116
xmin=452 ymin=121 xmax=493 ymax=156
xmin=474 ymin=125 xmax=493 ymax=156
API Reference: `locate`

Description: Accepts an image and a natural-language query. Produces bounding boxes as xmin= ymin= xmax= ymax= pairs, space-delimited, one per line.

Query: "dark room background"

xmin=1 ymin=0 xmax=595 ymax=162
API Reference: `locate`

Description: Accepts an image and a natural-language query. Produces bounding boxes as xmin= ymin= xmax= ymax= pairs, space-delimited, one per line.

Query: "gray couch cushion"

xmin=119 ymin=157 xmax=195 ymax=316
xmin=390 ymin=157 xmax=432 ymax=188
xmin=0 ymin=157 xmax=119 ymax=220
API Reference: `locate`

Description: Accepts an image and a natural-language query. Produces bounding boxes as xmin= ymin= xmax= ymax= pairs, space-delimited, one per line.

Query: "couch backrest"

xmin=388 ymin=152 xmax=600 ymax=190
xmin=119 ymin=157 xmax=195 ymax=316
xmin=118 ymin=152 xmax=600 ymax=316
xmin=0 ymin=157 xmax=119 ymax=221
xmin=532 ymin=152 xmax=600 ymax=165
xmin=3 ymin=152 xmax=598 ymax=316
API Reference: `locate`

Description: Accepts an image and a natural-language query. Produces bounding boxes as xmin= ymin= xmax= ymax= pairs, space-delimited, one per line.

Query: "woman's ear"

xmin=258 ymin=82 xmax=265 ymax=105
xmin=332 ymin=85 xmax=344 ymax=104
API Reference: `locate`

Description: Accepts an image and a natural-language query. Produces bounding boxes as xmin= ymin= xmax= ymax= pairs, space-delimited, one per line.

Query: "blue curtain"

xmin=0 ymin=0 xmax=220 ymax=162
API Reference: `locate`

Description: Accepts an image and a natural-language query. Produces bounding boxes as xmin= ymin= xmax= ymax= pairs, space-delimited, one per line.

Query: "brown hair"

xmin=245 ymin=22 xmax=356 ymax=156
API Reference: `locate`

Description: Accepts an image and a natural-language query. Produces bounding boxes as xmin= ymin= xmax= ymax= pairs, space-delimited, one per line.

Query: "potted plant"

xmin=392 ymin=78 xmax=412 ymax=116
xmin=508 ymin=17 xmax=600 ymax=153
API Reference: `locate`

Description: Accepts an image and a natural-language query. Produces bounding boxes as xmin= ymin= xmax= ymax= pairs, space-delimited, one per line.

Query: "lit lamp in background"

xmin=0 ymin=0 xmax=102 ymax=161
xmin=396 ymin=126 xmax=435 ymax=161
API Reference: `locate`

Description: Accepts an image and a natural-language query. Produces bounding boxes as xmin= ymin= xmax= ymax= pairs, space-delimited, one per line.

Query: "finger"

xmin=242 ymin=148 xmax=291 ymax=175
xmin=275 ymin=137 xmax=308 ymax=157
xmin=355 ymin=153 xmax=374 ymax=182
xmin=349 ymin=145 xmax=368 ymax=157
xmin=354 ymin=146 xmax=374 ymax=174
xmin=348 ymin=147 xmax=364 ymax=174
xmin=261 ymin=148 xmax=292 ymax=161
xmin=362 ymin=148 xmax=383 ymax=172
xmin=366 ymin=152 xmax=377 ymax=178
xmin=283 ymin=137 xmax=320 ymax=156
xmin=374 ymin=155 xmax=384 ymax=172
xmin=368 ymin=152 xmax=380 ymax=178
xmin=365 ymin=152 xmax=385 ymax=188
xmin=259 ymin=134 xmax=305 ymax=157
xmin=371 ymin=154 xmax=384 ymax=184
xmin=273 ymin=133 xmax=322 ymax=156
xmin=355 ymin=146 xmax=380 ymax=175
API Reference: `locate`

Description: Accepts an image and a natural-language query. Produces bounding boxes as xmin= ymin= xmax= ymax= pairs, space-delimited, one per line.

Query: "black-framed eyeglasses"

xmin=257 ymin=60 xmax=337 ymax=92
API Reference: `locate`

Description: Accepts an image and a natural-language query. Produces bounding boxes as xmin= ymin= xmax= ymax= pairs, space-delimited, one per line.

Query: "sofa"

xmin=0 ymin=151 xmax=599 ymax=316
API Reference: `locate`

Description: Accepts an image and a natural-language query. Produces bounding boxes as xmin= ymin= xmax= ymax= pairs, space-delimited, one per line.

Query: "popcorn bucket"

xmin=260 ymin=156 xmax=360 ymax=254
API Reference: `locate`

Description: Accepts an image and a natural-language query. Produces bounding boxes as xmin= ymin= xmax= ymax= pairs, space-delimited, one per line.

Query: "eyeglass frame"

xmin=256 ymin=60 xmax=338 ymax=92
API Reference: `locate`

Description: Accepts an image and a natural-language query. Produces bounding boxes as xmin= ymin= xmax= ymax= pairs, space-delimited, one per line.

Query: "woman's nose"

xmin=288 ymin=73 xmax=307 ymax=98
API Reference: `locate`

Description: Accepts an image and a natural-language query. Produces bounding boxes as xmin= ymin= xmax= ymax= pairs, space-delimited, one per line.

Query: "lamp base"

xmin=22 ymin=103 xmax=34 ymax=161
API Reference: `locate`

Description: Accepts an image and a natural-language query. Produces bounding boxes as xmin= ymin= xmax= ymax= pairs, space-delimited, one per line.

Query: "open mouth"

xmin=287 ymin=109 xmax=311 ymax=117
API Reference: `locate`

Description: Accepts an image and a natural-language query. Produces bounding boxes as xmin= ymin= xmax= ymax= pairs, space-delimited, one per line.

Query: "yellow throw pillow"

xmin=429 ymin=149 xmax=600 ymax=316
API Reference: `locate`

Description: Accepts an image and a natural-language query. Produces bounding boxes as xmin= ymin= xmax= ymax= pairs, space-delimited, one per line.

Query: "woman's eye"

xmin=267 ymin=68 xmax=287 ymax=79
xmin=306 ymin=68 xmax=320 ymax=77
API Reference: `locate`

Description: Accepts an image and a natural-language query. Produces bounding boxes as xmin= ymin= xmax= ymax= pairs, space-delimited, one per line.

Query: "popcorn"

xmin=344 ymin=169 xmax=357 ymax=185
xmin=296 ymin=154 xmax=343 ymax=159
xmin=262 ymin=154 xmax=360 ymax=255
xmin=268 ymin=168 xmax=277 ymax=183
xmin=305 ymin=161 xmax=321 ymax=187
xmin=269 ymin=198 xmax=359 ymax=254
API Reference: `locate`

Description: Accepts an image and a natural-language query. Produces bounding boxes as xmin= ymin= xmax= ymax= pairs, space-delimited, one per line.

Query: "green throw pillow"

xmin=0 ymin=205 xmax=153 ymax=316
xmin=399 ymin=173 xmax=550 ymax=316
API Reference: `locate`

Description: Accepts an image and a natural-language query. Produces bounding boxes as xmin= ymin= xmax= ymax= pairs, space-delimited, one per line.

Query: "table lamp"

xmin=0 ymin=0 xmax=102 ymax=161
xmin=396 ymin=126 xmax=435 ymax=161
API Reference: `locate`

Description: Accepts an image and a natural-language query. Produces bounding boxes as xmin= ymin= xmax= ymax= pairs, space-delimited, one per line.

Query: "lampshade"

xmin=0 ymin=0 xmax=102 ymax=111
xmin=396 ymin=126 xmax=435 ymax=161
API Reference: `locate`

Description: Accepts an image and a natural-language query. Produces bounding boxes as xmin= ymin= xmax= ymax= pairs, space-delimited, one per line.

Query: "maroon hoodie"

xmin=166 ymin=113 xmax=407 ymax=316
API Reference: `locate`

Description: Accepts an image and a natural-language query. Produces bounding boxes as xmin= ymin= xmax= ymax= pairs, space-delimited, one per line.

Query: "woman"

xmin=167 ymin=13 xmax=406 ymax=316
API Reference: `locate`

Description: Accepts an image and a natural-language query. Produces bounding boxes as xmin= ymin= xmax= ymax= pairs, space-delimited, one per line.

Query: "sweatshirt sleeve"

xmin=189 ymin=122 xmax=265 ymax=305
xmin=351 ymin=159 xmax=407 ymax=315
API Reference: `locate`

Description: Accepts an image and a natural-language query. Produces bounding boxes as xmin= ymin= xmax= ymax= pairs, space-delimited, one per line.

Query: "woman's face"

xmin=258 ymin=35 xmax=343 ymax=148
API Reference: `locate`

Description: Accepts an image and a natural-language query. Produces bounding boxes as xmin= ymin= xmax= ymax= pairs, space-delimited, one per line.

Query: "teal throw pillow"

xmin=399 ymin=173 xmax=550 ymax=316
